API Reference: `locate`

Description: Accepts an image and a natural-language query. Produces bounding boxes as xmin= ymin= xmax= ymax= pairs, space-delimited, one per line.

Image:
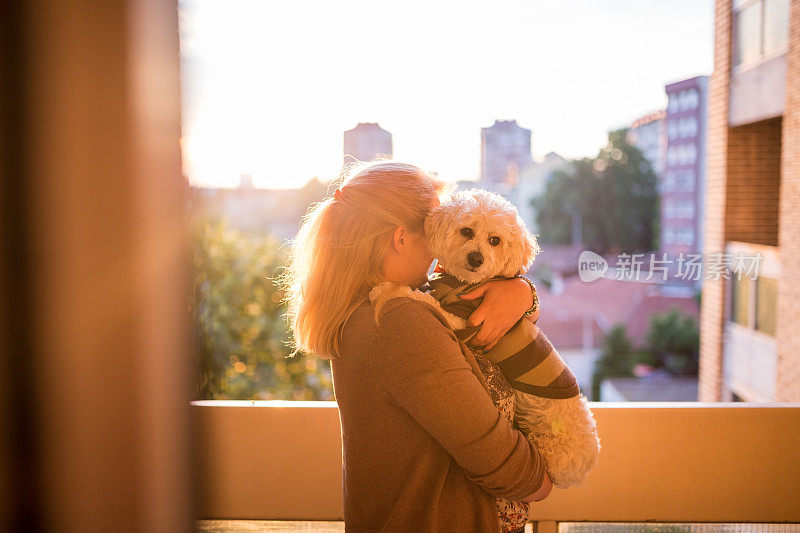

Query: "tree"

xmin=591 ymin=324 xmax=637 ymax=400
xmin=645 ymin=309 xmax=699 ymax=376
xmin=534 ymin=128 xmax=660 ymax=254
xmin=532 ymin=166 xmax=585 ymax=246
xmin=189 ymin=218 xmax=333 ymax=400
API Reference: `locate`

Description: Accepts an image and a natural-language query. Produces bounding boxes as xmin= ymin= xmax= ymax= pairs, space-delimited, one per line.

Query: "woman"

xmin=284 ymin=161 xmax=552 ymax=532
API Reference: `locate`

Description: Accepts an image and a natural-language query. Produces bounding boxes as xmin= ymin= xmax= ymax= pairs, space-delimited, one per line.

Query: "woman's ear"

xmin=390 ymin=226 xmax=406 ymax=254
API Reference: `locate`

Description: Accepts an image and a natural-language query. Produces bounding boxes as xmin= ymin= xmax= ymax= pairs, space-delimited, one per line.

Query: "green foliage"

xmin=591 ymin=324 xmax=636 ymax=400
xmin=646 ymin=309 xmax=699 ymax=376
xmin=531 ymin=167 xmax=579 ymax=246
xmin=591 ymin=309 xmax=700 ymax=399
xmin=530 ymin=261 xmax=553 ymax=290
xmin=189 ymin=218 xmax=333 ymax=400
xmin=693 ymin=289 xmax=702 ymax=309
xmin=534 ymin=128 xmax=660 ymax=254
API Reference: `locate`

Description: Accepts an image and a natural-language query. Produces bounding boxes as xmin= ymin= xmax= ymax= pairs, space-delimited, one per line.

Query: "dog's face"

xmin=425 ymin=188 xmax=541 ymax=283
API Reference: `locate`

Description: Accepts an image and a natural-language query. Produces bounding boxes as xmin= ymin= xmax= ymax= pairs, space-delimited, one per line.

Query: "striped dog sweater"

xmin=425 ymin=272 xmax=580 ymax=399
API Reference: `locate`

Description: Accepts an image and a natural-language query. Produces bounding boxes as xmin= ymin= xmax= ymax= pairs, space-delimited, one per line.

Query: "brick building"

xmin=700 ymin=0 xmax=799 ymax=401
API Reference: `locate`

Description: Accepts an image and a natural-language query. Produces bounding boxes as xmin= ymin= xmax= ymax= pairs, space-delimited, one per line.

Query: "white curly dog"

xmin=370 ymin=188 xmax=601 ymax=489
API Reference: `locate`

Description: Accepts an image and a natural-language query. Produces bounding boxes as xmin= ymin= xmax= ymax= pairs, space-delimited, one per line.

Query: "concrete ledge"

xmin=193 ymin=401 xmax=800 ymax=522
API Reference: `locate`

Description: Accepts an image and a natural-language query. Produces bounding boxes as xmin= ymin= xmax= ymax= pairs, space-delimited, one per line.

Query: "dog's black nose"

xmin=467 ymin=251 xmax=483 ymax=268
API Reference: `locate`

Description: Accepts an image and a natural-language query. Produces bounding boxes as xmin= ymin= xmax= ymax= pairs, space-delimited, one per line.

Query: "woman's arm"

xmin=522 ymin=471 xmax=553 ymax=502
xmin=369 ymin=298 xmax=547 ymax=501
xmin=459 ymin=276 xmax=538 ymax=351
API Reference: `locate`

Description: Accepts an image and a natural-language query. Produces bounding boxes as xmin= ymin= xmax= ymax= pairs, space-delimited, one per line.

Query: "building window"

xmin=764 ymin=0 xmax=791 ymax=54
xmin=755 ymin=277 xmax=777 ymax=336
xmin=729 ymin=274 xmax=776 ymax=337
xmin=679 ymin=117 xmax=698 ymax=138
xmin=677 ymin=89 xmax=699 ymax=112
xmin=674 ymin=169 xmax=696 ymax=191
xmin=668 ymin=120 xmax=678 ymax=140
xmin=686 ymin=89 xmax=699 ymax=110
xmin=662 ymin=170 xmax=675 ymax=192
xmin=668 ymin=94 xmax=679 ymax=113
xmin=736 ymin=1 xmax=764 ymax=64
xmin=664 ymin=225 xmax=675 ymax=244
xmin=675 ymin=144 xmax=697 ymax=165
xmin=683 ymin=169 xmax=696 ymax=191
xmin=735 ymin=0 xmax=790 ymax=66
xmin=677 ymin=225 xmax=694 ymax=245
xmin=730 ymin=276 xmax=751 ymax=326
xmin=674 ymin=198 xmax=695 ymax=218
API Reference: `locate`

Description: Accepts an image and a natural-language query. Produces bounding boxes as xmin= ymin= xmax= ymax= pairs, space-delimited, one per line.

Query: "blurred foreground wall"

xmin=1 ymin=1 xmax=194 ymax=531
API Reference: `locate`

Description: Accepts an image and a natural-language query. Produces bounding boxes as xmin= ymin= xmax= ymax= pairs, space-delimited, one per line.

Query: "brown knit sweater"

xmin=332 ymin=297 xmax=546 ymax=533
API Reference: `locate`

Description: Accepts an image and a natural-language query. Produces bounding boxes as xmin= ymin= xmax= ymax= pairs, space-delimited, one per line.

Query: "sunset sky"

xmin=179 ymin=0 xmax=713 ymax=189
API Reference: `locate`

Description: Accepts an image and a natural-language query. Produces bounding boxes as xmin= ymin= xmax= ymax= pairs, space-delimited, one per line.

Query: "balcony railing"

xmin=192 ymin=401 xmax=800 ymax=528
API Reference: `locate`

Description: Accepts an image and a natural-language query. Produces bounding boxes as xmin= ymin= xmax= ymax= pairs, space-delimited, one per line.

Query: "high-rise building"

xmin=515 ymin=152 xmax=569 ymax=235
xmin=343 ymin=122 xmax=392 ymax=165
xmin=700 ymin=0 xmax=798 ymax=402
xmin=239 ymin=173 xmax=253 ymax=189
xmin=662 ymin=76 xmax=709 ymax=263
xmin=480 ymin=120 xmax=534 ymax=187
xmin=627 ymin=109 xmax=667 ymax=178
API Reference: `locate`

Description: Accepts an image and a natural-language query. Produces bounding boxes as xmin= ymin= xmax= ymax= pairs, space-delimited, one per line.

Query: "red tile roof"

xmin=630 ymin=109 xmax=667 ymax=129
xmin=534 ymin=276 xmax=699 ymax=350
xmin=529 ymin=244 xmax=584 ymax=275
xmin=535 ymin=309 xmax=606 ymax=350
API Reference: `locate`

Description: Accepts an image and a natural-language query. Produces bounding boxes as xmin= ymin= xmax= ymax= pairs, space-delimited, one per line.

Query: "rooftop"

xmin=534 ymin=274 xmax=699 ymax=349
xmin=603 ymin=375 xmax=699 ymax=402
xmin=630 ymin=109 xmax=667 ymax=129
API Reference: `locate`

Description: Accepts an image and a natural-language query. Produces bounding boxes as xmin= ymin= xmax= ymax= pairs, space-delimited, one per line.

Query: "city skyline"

xmin=179 ymin=0 xmax=714 ymax=189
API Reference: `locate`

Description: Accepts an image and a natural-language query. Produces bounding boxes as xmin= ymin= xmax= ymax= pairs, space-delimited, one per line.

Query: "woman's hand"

xmin=459 ymin=277 xmax=535 ymax=351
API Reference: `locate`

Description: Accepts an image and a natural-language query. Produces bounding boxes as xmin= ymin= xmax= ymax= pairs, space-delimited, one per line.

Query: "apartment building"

xmin=700 ymin=0 xmax=799 ymax=401
xmin=628 ymin=109 xmax=667 ymax=178
xmin=664 ymin=76 xmax=709 ymax=261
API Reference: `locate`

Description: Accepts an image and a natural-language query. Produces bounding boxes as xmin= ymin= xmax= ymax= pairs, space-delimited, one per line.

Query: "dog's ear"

xmin=424 ymin=203 xmax=450 ymax=258
xmin=521 ymin=229 xmax=542 ymax=271
xmin=502 ymin=218 xmax=542 ymax=276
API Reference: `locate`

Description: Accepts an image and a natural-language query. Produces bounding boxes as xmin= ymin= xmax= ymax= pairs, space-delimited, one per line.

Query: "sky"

xmin=179 ymin=0 xmax=714 ymax=189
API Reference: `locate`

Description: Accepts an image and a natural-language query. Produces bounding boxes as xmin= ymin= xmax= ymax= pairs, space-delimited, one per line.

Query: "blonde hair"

xmin=281 ymin=161 xmax=450 ymax=359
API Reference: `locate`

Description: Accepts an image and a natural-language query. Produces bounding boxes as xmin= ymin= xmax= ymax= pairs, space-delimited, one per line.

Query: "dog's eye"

xmin=460 ymin=227 xmax=474 ymax=239
xmin=488 ymin=236 xmax=501 ymax=246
